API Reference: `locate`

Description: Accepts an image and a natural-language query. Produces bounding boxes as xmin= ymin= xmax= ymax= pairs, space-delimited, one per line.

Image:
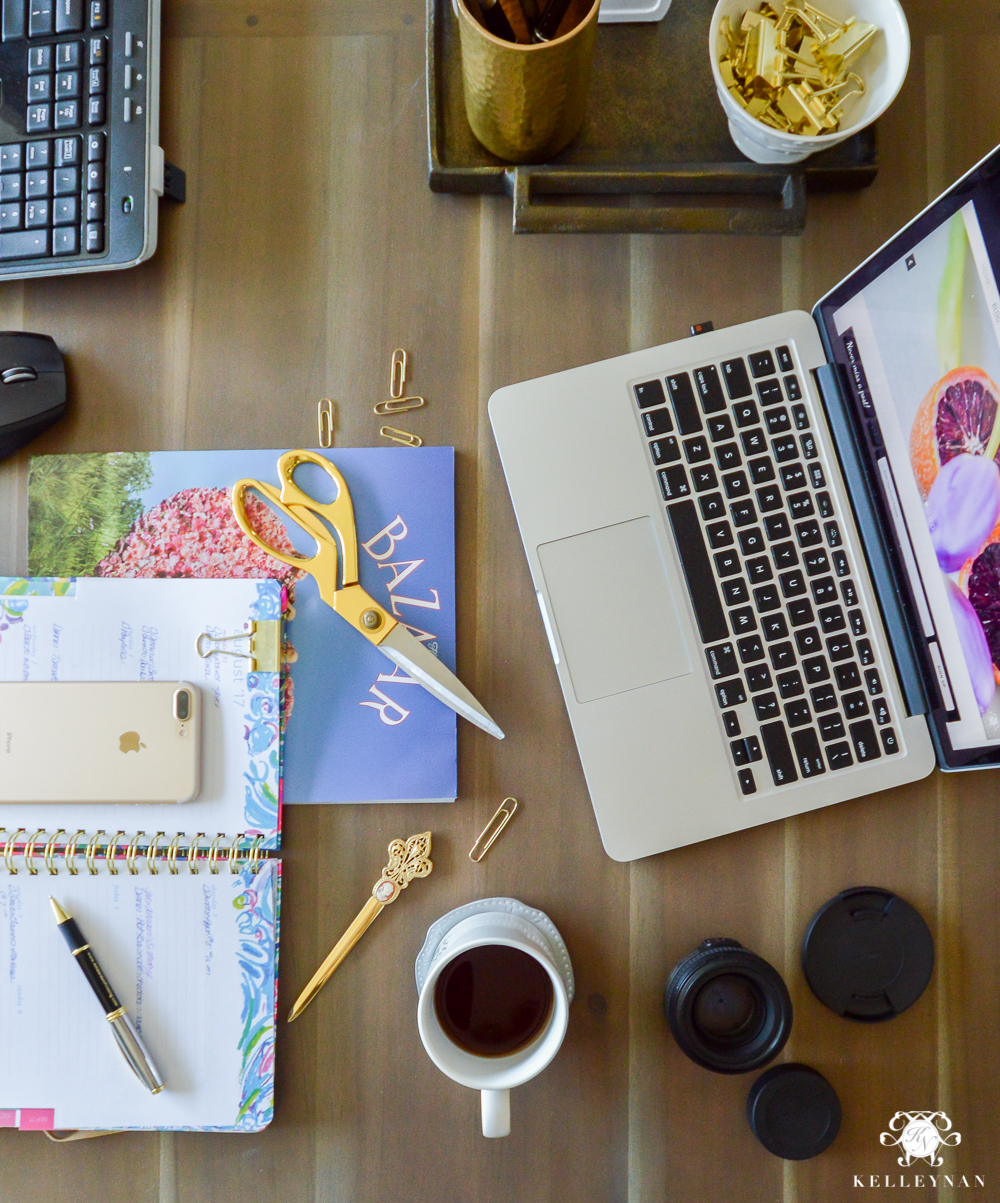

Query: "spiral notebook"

xmin=0 ymin=576 xmax=282 ymax=1131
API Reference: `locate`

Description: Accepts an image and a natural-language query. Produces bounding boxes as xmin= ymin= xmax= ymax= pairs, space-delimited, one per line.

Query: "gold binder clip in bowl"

xmin=469 ymin=798 xmax=518 ymax=862
xmin=374 ymin=395 xmax=426 ymax=416
xmin=380 ymin=425 xmax=423 ymax=448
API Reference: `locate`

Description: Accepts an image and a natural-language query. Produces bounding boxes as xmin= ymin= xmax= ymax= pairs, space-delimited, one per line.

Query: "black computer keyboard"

xmin=0 ymin=0 xmax=159 ymax=276
xmin=634 ymin=343 xmax=902 ymax=796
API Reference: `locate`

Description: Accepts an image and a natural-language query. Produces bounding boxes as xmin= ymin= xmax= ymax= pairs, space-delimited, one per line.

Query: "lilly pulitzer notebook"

xmin=27 ymin=447 xmax=458 ymax=804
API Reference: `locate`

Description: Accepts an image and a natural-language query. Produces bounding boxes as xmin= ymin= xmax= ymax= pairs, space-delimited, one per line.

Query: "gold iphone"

xmin=0 ymin=682 xmax=202 ymax=803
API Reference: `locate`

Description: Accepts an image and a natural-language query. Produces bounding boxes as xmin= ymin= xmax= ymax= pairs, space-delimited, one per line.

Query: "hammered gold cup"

xmin=454 ymin=0 xmax=601 ymax=163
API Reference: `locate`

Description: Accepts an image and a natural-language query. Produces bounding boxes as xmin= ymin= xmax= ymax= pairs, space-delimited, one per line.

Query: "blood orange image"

xmin=910 ymin=367 xmax=1000 ymax=498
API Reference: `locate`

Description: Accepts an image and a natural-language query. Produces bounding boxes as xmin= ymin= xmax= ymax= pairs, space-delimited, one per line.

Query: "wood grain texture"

xmin=1 ymin=1 xmax=1000 ymax=1199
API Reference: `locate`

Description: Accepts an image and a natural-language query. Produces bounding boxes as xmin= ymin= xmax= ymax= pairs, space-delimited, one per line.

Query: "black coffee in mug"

xmin=434 ymin=944 xmax=554 ymax=1057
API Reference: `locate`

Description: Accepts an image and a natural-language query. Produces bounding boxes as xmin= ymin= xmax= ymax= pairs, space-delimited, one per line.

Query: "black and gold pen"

xmin=49 ymin=898 xmax=164 ymax=1094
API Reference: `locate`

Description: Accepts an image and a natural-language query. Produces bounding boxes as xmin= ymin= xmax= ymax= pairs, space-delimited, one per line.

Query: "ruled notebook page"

xmin=0 ymin=861 xmax=277 ymax=1131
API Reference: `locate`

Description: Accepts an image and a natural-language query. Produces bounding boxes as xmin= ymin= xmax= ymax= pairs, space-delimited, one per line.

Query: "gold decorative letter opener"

xmin=287 ymin=831 xmax=433 ymax=1023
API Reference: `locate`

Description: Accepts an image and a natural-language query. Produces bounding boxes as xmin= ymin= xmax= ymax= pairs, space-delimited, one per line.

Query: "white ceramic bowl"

xmin=709 ymin=0 xmax=910 ymax=164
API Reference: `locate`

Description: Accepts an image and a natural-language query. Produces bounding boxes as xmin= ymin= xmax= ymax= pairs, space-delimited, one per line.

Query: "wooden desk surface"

xmin=0 ymin=1 xmax=998 ymax=1198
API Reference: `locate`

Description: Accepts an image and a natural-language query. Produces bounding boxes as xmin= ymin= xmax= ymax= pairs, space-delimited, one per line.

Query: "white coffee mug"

xmin=414 ymin=897 xmax=574 ymax=1138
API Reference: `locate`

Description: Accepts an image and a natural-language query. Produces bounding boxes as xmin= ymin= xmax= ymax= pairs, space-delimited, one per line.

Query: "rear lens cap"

xmin=747 ymin=1063 xmax=841 ymax=1159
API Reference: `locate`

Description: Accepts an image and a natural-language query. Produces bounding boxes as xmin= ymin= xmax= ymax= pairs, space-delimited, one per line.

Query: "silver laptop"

xmin=490 ymin=144 xmax=1000 ymax=861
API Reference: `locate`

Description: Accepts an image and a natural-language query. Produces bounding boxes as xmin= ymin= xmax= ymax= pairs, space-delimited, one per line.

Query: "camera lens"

xmin=174 ymin=689 xmax=191 ymax=721
xmin=664 ymin=938 xmax=792 ymax=1074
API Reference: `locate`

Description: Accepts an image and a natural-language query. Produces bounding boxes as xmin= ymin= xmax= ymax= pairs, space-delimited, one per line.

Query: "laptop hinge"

xmin=813 ymin=361 xmax=931 ymax=719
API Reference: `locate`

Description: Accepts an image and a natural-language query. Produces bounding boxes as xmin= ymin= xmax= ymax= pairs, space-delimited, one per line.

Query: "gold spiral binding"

xmin=147 ymin=832 xmax=164 ymax=876
xmin=166 ymin=833 xmax=184 ymax=875
xmin=189 ymin=832 xmax=206 ymax=874
xmin=247 ymin=835 xmax=264 ymax=873
xmin=65 ymin=829 xmax=85 ymax=876
xmin=106 ymin=831 xmax=124 ymax=876
xmin=44 ymin=829 xmax=65 ymax=876
xmin=207 ymin=833 xmax=225 ymax=875
xmin=85 ymin=830 xmax=105 ymax=876
xmin=24 ymin=829 xmax=45 ymax=876
xmin=4 ymin=829 xmax=24 ymax=876
xmin=125 ymin=833 xmax=144 ymax=875
xmin=228 ymin=833 xmax=245 ymax=875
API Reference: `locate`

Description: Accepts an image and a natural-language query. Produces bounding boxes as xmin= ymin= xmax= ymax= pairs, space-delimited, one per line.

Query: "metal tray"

xmin=427 ymin=0 xmax=878 ymax=234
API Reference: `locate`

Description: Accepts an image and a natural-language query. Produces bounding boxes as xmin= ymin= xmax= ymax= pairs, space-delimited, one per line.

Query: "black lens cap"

xmin=801 ymin=887 xmax=934 ymax=1021
xmin=747 ymin=1063 xmax=841 ymax=1159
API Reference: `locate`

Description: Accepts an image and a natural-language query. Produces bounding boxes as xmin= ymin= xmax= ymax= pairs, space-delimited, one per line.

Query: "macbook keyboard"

xmin=633 ymin=342 xmax=902 ymax=796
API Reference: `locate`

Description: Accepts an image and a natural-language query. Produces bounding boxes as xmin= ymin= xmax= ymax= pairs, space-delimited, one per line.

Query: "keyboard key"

xmin=773 ymin=435 xmax=798 ymax=462
xmin=722 ymin=578 xmax=749 ymax=606
xmin=85 ymin=219 xmax=103 ymax=251
xmin=55 ymin=0 xmax=83 ymax=32
xmin=714 ymin=549 xmax=740 ymax=577
xmin=848 ymin=608 xmax=866 ymax=636
xmin=88 ymin=33 xmax=105 ymax=63
xmin=737 ymin=634 xmax=764 ymax=663
xmin=738 ymin=527 xmax=765 ymax=556
xmin=55 ymin=70 xmax=80 ymax=97
xmin=787 ymin=598 xmax=813 ymax=626
xmin=723 ymin=711 xmax=741 ymax=737
xmin=0 ymin=228 xmax=48 ymax=258
xmin=857 ymin=638 xmax=874 ymax=666
xmin=754 ymin=693 xmax=780 ymax=721
xmin=683 ymin=435 xmax=710 ymax=463
xmin=694 ymin=365 xmax=726 ymax=414
xmin=843 ymin=691 xmax=869 ymax=720
xmin=787 ymin=492 xmax=814 ymax=519
xmin=26 ymin=104 xmax=52 ymax=133
xmin=769 ymin=641 xmax=796 ymax=669
xmin=795 ymin=627 xmax=821 ymax=656
xmin=880 ymin=728 xmax=899 ymax=754
xmin=54 ymin=99 xmax=79 ymax=128
xmin=872 ymin=696 xmax=890 ymax=725
xmin=831 ymin=549 xmax=849 ymax=577
xmin=87 ymin=94 xmax=104 ymax=124
xmin=792 ymin=727 xmax=825 ymax=776
xmin=826 ymin=633 xmax=852 ymax=662
xmin=729 ymin=606 xmax=756 ymax=636
xmin=753 ymin=584 xmax=780 ymax=613
xmin=816 ymin=491 xmax=834 ymax=519
xmin=745 ymin=735 xmax=762 ymax=761
xmin=761 ymin=613 xmax=788 ymax=641
xmin=691 ymin=464 xmax=718 ymax=492
xmin=734 ymin=400 xmax=759 ymax=429
xmin=52 ymin=194 xmax=76 ymax=223
xmin=737 ymin=767 xmax=756 ymax=795
xmin=864 ymin=668 xmax=882 ymax=696
xmin=56 ymin=39 xmax=81 ymax=66
xmin=810 ymin=577 xmax=837 ymax=605
xmin=740 ymin=428 xmax=766 ymax=456
xmin=749 ymin=350 xmax=775 ymax=378
xmin=765 ymin=408 xmax=790 ymax=435
xmin=777 ymin=669 xmax=803 ymax=699
xmin=53 ymin=165 xmax=77 ymax=196
xmin=802 ymin=655 xmax=828 ymax=683
xmin=89 ymin=0 xmax=104 ymax=24
xmin=826 ymin=741 xmax=853 ymax=770
xmin=667 ymin=500 xmax=728 ymax=644
xmin=0 ymin=173 xmax=21 ymax=201
xmin=28 ymin=74 xmax=52 ymax=101
xmin=730 ymin=500 xmax=757 ymax=527
xmin=824 ymin=521 xmax=842 ymax=547
xmin=818 ymin=712 xmax=845 ymax=741
xmin=749 ymin=460 xmax=775 ymax=487
xmin=818 ymin=605 xmax=845 ymax=634
xmin=779 ymin=463 xmax=806 ymax=490
xmin=755 ymin=485 xmax=782 ymax=513
xmin=55 ymin=134 xmax=80 ymax=164
xmin=834 ymin=662 xmax=860 ymax=690
xmin=783 ymin=375 xmax=802 ymax=401
xmin=6 ymin=0 xmax=27 ymax=40
xmin=706 ymin=521 xmax=732 ymax=548
xmin=715 ymin=442 xmax=741 ymax=470
xmin=731 ymin=738 xmax=752 ymax=766
xmin=24 ymin=169 xmax=48 ymax=198
xmin=23 ymin=199 xmax=47 ymax=227
xmin=29 ymin=0 xmax=54 ymax=35
xmin=795 ymin=520 xmax=822 ymax=548
xmin=0 ymin=202 xmax=19 ymax=229
xmin=810 ymin=683 xmax=837 ymax=712
xmin=707 ymin=414 xmax=733 ymax=441
xmin=760 ymin=720 xmax=797 ymax=785
xmin=28 ymin=46 xmax=50 ymax=71
xmin=716 ymin=679 xmax=746 ymax=708
xmin=757 ymin=379 xmax=783 ymax=406
xmin=840 ymin=580 xmax=858 ymax=607
xmin=26 ymin=140 xmax=50 ymax=168
xmin=771 ymin=541 xmax=797 ymax=569
xmin=722 ymin=358 xmax=752 ymax=399
xmin=700 ymin=492 xmax=725 ymax=521
xmin=657 ymin=465 xmax=690 ymax=500
xmin=763 ymin=514 xmax=790 ymax=541
xmin=801 ymin=434 xmax=818 ymax=458
xmin=667 ymin=373 xmax=702 ymax=435
xmin=850 ymin=719 xmax=880 ymax=762
xmin=706 ymin=642 xmax=738 ymax=679
xmin=745 ymin=663 xmax=772 ymax=692
xmin=746 ymin=556 xmax=772 ymax=584
xmin=803 ymin=548 xmax=829 ymax=577
xmin=642 ymin=406 xmax=673 ymax=437
xmin=723 ymin=471 xmax=749 ymax=499
xmin=776 ymin=345 xmax=793 ymax=372
xmin=779 ymin=570 xmax=806 ymax=598
xmin=650 ymin=436 xmax=680 ymax=465
xmin=809 ymin=463 xmax=826 ymax=489
xmin=0 ymin=145 xmax=20 ymax=172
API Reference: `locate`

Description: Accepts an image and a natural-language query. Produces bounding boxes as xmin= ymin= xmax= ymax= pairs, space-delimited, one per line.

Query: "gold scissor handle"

xmin=274 ymin=449 xmax=360 ymax=589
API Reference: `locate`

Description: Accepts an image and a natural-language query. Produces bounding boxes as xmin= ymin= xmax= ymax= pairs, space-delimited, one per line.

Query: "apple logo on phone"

xmin=119 ymin=731 xmax=146 ymax=754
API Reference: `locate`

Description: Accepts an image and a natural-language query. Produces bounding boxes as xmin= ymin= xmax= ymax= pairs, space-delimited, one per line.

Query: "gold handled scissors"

xmin=231 ymin=449 xmax=504 ymax=740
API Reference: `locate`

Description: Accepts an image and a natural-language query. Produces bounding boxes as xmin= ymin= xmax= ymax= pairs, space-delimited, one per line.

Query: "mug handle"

xmin=481 ymin=1089 xmax=510 ymax=1138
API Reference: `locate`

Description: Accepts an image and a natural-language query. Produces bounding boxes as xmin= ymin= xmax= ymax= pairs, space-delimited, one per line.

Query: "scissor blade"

xmin=379 ymin=624 xmax=504 ymax=740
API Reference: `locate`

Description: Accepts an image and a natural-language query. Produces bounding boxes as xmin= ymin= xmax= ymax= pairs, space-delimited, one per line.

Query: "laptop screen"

xmin=815 ymin=146 xmax=1000 ymax=758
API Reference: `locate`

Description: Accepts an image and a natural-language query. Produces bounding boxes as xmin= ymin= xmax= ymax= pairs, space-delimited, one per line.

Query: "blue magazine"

xmin=27 ymin=447 xmax=458 ymax=804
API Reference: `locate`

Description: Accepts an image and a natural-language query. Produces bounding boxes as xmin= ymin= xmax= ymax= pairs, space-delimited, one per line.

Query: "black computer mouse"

xmin=0 ymin=331 xmax=66 ymax=461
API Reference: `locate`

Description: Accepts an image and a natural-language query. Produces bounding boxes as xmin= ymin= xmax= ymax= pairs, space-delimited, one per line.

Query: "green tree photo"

xmin=28 ymin=452 xmax=153 ymax=576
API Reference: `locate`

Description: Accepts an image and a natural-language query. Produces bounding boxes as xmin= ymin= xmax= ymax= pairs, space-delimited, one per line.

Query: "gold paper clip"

xmin=379 ymin=425 xmax=423 ymax=447
xmin=196 ymin=621 xmax=281 ymax=672
xmin=390 ymin=348 xmax=407 ymax=399
xmin=374 ymin=395 xmax=426 ymax=416
xmin=317 ymin=398 xmax=334 ymax=449
xmin=469 ymin=798 xmax=518 ymax=862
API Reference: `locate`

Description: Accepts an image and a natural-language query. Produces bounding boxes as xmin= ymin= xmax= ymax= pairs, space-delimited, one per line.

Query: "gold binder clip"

xmin=196 ymin=621 xmax=281 ymax=672
xmin=379 ymin=425 xmax=423 ymax=448
xmin=147 ymin=832 xmax=164 ymax=875
xmin=44 ymin=829 xmax=64 ymax=876
xmin=469 ymin=798 xmax=519 ymax=862
xmin=65 ymin=830 xmax=85 ymax=876
xmin=4 ymin=829 xmax=23 ymax=875
xmin=373 ymin=395 xmax=426 ymax=416
xmin=390 ymin=348 xmax=407 ymax=399
xmin=317 ymin=398 xmax=335 ymax=449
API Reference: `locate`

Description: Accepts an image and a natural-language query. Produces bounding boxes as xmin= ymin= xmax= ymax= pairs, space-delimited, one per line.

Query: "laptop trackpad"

xmin=537 ymin=517 xmax=692 ymax=704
